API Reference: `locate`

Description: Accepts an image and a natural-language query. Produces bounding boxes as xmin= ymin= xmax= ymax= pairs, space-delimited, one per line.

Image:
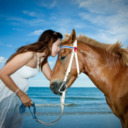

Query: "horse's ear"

xmin=69 ymin=29 xmax=76 ymax=44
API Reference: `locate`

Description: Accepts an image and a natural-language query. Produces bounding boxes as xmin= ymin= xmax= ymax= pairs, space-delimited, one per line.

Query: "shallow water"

xmin=23 ymin=87 xmax=121 ymax=128
xmin=26 ymin=87 xmax=111 ymax=115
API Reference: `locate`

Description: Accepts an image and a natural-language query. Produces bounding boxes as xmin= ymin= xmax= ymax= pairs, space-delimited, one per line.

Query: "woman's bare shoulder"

xmin=18 ymin=51 xmax=35 ymax=59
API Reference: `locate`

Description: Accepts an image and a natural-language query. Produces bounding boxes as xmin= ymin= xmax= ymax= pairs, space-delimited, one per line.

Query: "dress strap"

xmin=37 ymin=53 xmax=44 ymax=72
xmin=37 ymin=53 xmax=40 ymax=72
xmin=41 ymin=57 xmax=43 ymax=63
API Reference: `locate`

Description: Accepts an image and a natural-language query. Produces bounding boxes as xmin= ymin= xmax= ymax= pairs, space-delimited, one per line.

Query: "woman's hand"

xmin=17 ymin=90 xmax=32 ymax=107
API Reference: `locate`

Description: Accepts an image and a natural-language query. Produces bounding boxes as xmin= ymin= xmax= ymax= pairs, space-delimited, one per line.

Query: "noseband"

xmin=58 ymin=40 xmax=80 ymax=93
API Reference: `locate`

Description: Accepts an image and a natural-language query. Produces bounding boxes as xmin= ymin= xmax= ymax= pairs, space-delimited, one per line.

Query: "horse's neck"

xmin=79 ymin=43 xmax=121 ymax=96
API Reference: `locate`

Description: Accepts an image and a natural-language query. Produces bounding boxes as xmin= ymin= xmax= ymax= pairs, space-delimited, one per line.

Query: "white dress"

xmin=0 ymin=54 xmax=41 ymax=128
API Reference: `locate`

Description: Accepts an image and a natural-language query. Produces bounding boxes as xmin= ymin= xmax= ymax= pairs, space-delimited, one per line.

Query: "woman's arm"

xmin=41 ymin=61 xmax=52 ymax=81
xmin=0 ymin=52 xmax=34 ymax=106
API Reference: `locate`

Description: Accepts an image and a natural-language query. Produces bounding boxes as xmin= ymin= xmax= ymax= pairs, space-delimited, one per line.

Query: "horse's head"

xmin=50 ymin=29 xmax=84 ymax=95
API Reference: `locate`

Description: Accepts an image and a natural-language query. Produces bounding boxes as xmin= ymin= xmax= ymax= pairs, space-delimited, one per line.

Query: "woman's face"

xmin=51 ymin=38 xmax=61 ymax=57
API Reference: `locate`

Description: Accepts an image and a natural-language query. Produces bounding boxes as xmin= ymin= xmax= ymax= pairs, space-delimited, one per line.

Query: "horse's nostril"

xmin=50 ymin=82 xmax=62 ymax=95
xmin=50 ymin=83 xmax=55 ymax=90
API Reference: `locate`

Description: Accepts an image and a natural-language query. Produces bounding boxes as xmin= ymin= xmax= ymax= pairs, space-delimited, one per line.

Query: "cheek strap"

xmin=59 ymin=40 xmax=80 ymax=93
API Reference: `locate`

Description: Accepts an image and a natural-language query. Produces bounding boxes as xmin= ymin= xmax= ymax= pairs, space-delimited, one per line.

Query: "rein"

xmin=19 ymin=40 xmax=80 ymax=125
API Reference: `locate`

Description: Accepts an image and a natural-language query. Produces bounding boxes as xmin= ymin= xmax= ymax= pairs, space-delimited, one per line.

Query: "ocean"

xmin=26 ymin=87 xmax=111 ymax=115
xmin=23 ymin=87 xmax=122 ymax=128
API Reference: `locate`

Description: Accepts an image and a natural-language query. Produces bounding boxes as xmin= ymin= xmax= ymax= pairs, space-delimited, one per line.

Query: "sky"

xmin=0 ymin=0 xmax=128 ymax=87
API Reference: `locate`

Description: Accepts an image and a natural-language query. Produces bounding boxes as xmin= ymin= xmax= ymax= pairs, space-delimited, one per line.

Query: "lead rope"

xmin=32 ymin=53 xmax=66 ymax=125
xmin=19 ymin=91 xmax=66 ymax=125
xmin=29 ymin=91 xmax=66 ymax=125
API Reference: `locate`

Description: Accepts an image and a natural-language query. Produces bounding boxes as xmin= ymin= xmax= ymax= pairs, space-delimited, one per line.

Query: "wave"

xmin=30 ymin=96 xmax=104 ymax=100
xmin=35 ymin=103 xmax=77 ymax=107
xmin=66 ymin=97 xmax=104 ymax=100
xmin=25 ymin=111 xmax=112 ymax=116
xmin=30 ymin=96 xmax=59 ymax=99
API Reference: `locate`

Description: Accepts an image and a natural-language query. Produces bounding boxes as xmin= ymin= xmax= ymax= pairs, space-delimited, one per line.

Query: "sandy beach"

xmin=23 ymin=113 xmax=122 ymax=128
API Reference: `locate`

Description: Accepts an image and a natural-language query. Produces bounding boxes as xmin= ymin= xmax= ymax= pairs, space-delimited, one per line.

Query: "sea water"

xmin=24 ymin=87 xmax=122 ymax=128
xmin=26 ymin=87 xmax=112 ymax=116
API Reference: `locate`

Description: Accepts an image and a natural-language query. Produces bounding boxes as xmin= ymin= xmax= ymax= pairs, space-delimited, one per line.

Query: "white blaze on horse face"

xmin=51 ymin=38 xmax=61 ymax=57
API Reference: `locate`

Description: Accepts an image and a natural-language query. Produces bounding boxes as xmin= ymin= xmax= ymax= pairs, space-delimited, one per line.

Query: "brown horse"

xmin=50 ymin=29 xmax=128 ymax=128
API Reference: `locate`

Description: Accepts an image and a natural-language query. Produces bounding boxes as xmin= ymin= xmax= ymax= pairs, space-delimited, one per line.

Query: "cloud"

xmin=79 ymin=73 xmax=86 ymax=78
xmin=0 ymin=41 xmax=3 ymax=46
xmin=50 ymin=17 xmax=84 ymax=34
xmin=75 ymin=0 xmax=128 ymax=44
xmin=49 ymin=61 xmax=54 ymax=65
xmin=0 ymin=57 xmax=6 ymax=64
xmin=76 ymin=0 xmax=123 ymax=14
xmin=29 ymin=29 xmax=44 ymax=36
xmin=7 ymin=16 xmax=46 ymax=27
xmin=6 ymin=44 xmax=13 ymax=48
xmin=39 ymin=0 xmax=56 ymax=9
xmin=49 ymin=61 xmax=56 ymax=69
xmin=7 ymin=17 xmax=27 ymax=23
xmin=0 ymin=41 xmax=14 ymax=48
xmin=22 ymin=10 xmax=36 ymax=17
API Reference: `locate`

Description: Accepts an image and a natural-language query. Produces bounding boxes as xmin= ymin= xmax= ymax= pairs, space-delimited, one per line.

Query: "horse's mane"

xmin=63 ymin=34 xmax=128 ymax=66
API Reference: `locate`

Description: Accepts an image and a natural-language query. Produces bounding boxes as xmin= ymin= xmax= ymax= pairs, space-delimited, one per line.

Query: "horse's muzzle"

xmin=50 ymin=81 xmax=67 ymax=95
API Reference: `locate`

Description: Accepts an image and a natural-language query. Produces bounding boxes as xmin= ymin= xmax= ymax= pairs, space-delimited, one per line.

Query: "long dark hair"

xmin=6 ymin=29 xmax=63 ymax=68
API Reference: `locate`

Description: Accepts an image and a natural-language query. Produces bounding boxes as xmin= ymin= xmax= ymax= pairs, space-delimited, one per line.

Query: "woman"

xmin=0 ymin=29 xmax=63 ymax=128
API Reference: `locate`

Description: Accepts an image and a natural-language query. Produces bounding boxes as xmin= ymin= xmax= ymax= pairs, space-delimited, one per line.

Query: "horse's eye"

xmin=60 ymin=56 xmax=66 ymax=61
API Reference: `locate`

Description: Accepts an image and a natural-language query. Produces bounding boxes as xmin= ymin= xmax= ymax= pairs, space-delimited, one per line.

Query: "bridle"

xmin=19 ymin=40 xmax=80 ymax=125
xmin=58 ymin=40 xmax=80 ymax=93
